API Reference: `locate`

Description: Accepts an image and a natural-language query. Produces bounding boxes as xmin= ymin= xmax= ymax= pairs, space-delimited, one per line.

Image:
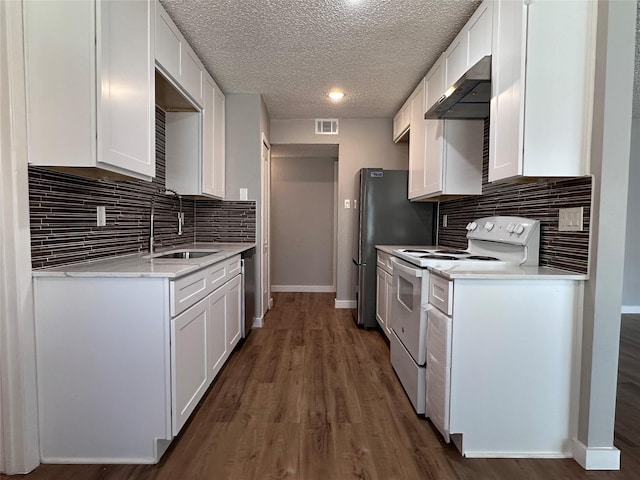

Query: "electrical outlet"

xmin=558 ymin=207 xmax=583 ymax=232
xmin=96 ymin=206 xmax=106 ymax=227
xmin=344 ymin=199 xmax=351 ymax=209
xmin=442 ymin=215 xmax=448 ymax=227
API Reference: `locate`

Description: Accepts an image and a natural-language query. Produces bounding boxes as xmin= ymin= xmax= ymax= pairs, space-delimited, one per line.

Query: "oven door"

xmin=390 ymin=258 xmax=428 ymax=366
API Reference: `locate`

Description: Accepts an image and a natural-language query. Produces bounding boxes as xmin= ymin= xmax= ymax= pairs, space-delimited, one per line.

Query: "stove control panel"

xmin=467 ymin=216 xmax=540 ymax=245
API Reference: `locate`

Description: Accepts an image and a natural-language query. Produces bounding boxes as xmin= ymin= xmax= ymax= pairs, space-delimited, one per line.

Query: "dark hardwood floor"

xmin=4 ymin=296 xmax=640 ymax=479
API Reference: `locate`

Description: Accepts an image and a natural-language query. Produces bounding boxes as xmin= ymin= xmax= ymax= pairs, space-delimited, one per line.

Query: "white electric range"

xmin=387 ymin=216 xmax=540 ymax=414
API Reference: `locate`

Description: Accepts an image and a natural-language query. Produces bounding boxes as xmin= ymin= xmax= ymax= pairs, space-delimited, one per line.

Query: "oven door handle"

xmin=391 ymin=258 xmax=425 ymax=278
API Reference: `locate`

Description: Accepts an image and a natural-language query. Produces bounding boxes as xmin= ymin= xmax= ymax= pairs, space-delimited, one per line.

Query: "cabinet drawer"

xmin=429 ymin=274 xmax=453 ymax=315
xmin=207 ymin=254 xmax=240 ymax=291
xmin=376 ymin=251 xmax=394 ymax=274
xmin=207 ymin=261 xmax=227 ymax=292
xmin=170 ymin=269 xmax=208 ymax=317
xmin=226 ymin=255 xmax=241 ymax=278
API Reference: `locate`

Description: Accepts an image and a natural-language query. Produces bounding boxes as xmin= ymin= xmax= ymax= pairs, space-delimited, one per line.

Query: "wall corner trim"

xmin=571 ymin=439 xmax=620 ymax=470
xmin=334 ymin=299 xmax=356 ymax=309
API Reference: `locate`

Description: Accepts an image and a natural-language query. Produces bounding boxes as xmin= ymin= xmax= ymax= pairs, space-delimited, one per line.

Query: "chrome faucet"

xmin=149 ymin=188 xmax=184 ymax=254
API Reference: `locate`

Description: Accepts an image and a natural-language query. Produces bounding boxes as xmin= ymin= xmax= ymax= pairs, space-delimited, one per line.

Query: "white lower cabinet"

xmin=33 ymin=254 xmax=244 ymax=463
xmin=172 ymin=297 xmax=209 ymax=435
xmin=376 ymin=267 xmax=388 ymax=332
xmin=375 ymin=250 xmax=395 ymax=339
xmin=208 ymin=283 xmax=228 ymax=381
xmin=173 ymin=268 xmax=242 ymax=435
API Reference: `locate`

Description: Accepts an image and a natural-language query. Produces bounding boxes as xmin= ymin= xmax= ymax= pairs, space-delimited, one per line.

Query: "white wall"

xmin=225 ymin=93 xmax=270 ymax=319
xmin=270 ymin=118 xmax=408 ymax=305
xmin=574 ymin=0 xmax=636 ymax=469
xmin=0 ymin=0 xmax=40 ymax=473
xmin=623 ymin=118 xmax=640 ymax=312
xmin=271 ymin=156 xmax=336 ymax=291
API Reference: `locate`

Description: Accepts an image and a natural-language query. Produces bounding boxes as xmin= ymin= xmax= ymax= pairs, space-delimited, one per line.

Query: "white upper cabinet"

xmin=437 ymin=0 xmax=493 ymax=109
xmin=466 ymin=1 xmax=493 ymax=68
xmin=157 ymin=1 xmax=225 ymax=199
xmin=23 ymin=0 xmax=155 ymax=181
xmin=489 ymin=0 xmax=595 ymax=182
xmin=408 ymin=80 xmax=427 ymax=199
xmin=202 ymin=76 xmax=226 ymax=198
xmin=419 ymin=57 xmax=484 ymax=201
xmin=156 ymin=2 xmax=204 ymax=107
xmin=393 ymin=99 xmax=411 ymax=142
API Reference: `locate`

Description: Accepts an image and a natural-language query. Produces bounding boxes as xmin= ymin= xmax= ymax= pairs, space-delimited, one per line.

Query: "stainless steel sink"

xmin=146 ymin=249 xmax=220 ymax=260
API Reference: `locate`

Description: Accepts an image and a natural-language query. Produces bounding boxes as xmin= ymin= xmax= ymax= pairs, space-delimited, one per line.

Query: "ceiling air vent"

xmin=315 ymin=119 xmax=339 ymax=135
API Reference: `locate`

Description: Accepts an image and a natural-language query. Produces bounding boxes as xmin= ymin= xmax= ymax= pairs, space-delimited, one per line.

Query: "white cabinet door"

xmin=202 ymin=75 xmax=226 ymax=199
xmin=155 ymin=2 xmax=181 ymax=80
xmin=489 ymin=0 xmax=526 ymax=182
xmin=384 ymin=269 xmax=394 ymax=338
xmin=376 ymin=267 xmax=387 ymax=332
xmin=97 ymin=0 xmax=155 ymax=178
xmin=425 ymin=306 xmax=453 ymax=442
xmin=24 ymin=0 xmax=155 ymax=181
xmin=408 ymin=80 xmax=427 ymax=199
xmin=212 ymin=85 xmax=226 ymax=199
xmin=154 ymin=1 xmax=204 ymax=108
xmin=207 ymin=282 xmax=228 ymax=382
xmin=423 ymin=61 xmax=445 ymax=196
xmin=393 ymin=100 xmax=410 ymax=142
xmin=171 ymin=297 xmax=209 ymax=435
xmin=181 ymin=48 xmax=204 ymax=106
xmin=444 ymin=36 xmax=467 ymax=89
xmin=202 ymin=77 xmax=216 ymax=196
xmin=424 ymin=57 xmax=445 ymax=114
xmin=489 ymin=0 xmax=593 ymax=182
xmin=467 ymin=0 xmax=493 ymax=68
xmin=225 ymin=274 xmax=242 ymax=351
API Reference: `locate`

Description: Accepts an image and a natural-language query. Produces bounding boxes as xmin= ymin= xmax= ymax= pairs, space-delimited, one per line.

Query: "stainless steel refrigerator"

xmin=352 ymin=169 xmax=436 ymax=328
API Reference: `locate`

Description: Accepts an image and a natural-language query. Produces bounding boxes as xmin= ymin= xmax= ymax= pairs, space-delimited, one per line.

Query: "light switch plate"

xmin=558 ymin=207 xmax=583 ymax=232
xmin=344 ymin=199 xmax=351 ymax=209
xmin=96 ymin=206 xmax=106 ymax=227
xmin=239 ymin=188 xmax=248 ymax=200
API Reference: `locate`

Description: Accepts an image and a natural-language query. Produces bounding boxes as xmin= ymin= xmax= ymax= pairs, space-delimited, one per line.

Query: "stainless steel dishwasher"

xmin=241 ymin=248 xmax=256 ymax=338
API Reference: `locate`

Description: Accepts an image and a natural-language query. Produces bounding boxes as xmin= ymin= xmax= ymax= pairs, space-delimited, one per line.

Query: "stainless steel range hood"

xmin=424 ymin=55 xmax=491 ymax=120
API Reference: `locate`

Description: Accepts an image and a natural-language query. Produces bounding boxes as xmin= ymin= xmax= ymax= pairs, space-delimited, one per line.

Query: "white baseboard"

xmin=271 ymin=285 xmax=335 ymax=293
xmin=572 ymin=439 xmax=620 ymax=470
xmin=621 ymin=305 xmax=640 ymax=314
xmin=335 ymin=299 xmax=356 ymax=309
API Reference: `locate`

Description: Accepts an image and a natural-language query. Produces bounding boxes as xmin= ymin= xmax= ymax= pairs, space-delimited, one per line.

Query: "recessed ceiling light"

xmin=328 ymin=91 xmax=345 ymax=101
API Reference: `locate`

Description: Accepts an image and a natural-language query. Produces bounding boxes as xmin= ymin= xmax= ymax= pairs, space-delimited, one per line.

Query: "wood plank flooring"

xmin=4 ymin=296 xmax=640 ymax=479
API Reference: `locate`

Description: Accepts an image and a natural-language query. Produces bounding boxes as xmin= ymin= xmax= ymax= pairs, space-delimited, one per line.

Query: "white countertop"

xmin=32 ymin=242 xmax=256 ymax=279
xmin=428 ymin=265 xmax=588 ymax=280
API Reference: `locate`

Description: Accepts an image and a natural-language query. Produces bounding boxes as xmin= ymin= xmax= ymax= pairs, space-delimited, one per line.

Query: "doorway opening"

xmin=269 ymin=144 xmax=339 ymax=293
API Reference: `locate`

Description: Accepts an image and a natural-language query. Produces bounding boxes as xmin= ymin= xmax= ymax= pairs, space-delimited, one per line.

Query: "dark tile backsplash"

xmin=29 ymin=107 xmax=256 ymax=269
xmin=438 ymin=119 xmax=591 ymax=274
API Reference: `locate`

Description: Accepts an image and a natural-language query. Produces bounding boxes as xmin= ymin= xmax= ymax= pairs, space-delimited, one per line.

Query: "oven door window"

xmin=398 ymin=275 xmax=414 ymax=311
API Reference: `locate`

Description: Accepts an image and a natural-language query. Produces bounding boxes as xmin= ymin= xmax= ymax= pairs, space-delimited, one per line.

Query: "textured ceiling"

xmin=160 ymin=0 xmax=640 ymax=119
xmin=160 ymin=0 xmax=481 ymax=119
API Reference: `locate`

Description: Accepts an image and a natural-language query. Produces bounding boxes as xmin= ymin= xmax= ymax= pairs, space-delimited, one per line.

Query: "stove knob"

xmin=514 ymin=224 xmax=525 ymax=235
xmin=468 ymin=222 xmax=478 ymax=231
xmin=484 ymin=221 xmax=494 ymax=231
xmin=506 ymin=223 xmax=516 ymax=233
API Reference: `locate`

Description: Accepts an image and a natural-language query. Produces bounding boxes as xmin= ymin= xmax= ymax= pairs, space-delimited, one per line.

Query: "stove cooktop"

xmin=392 ymin=247 xmax=508 ymax=268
